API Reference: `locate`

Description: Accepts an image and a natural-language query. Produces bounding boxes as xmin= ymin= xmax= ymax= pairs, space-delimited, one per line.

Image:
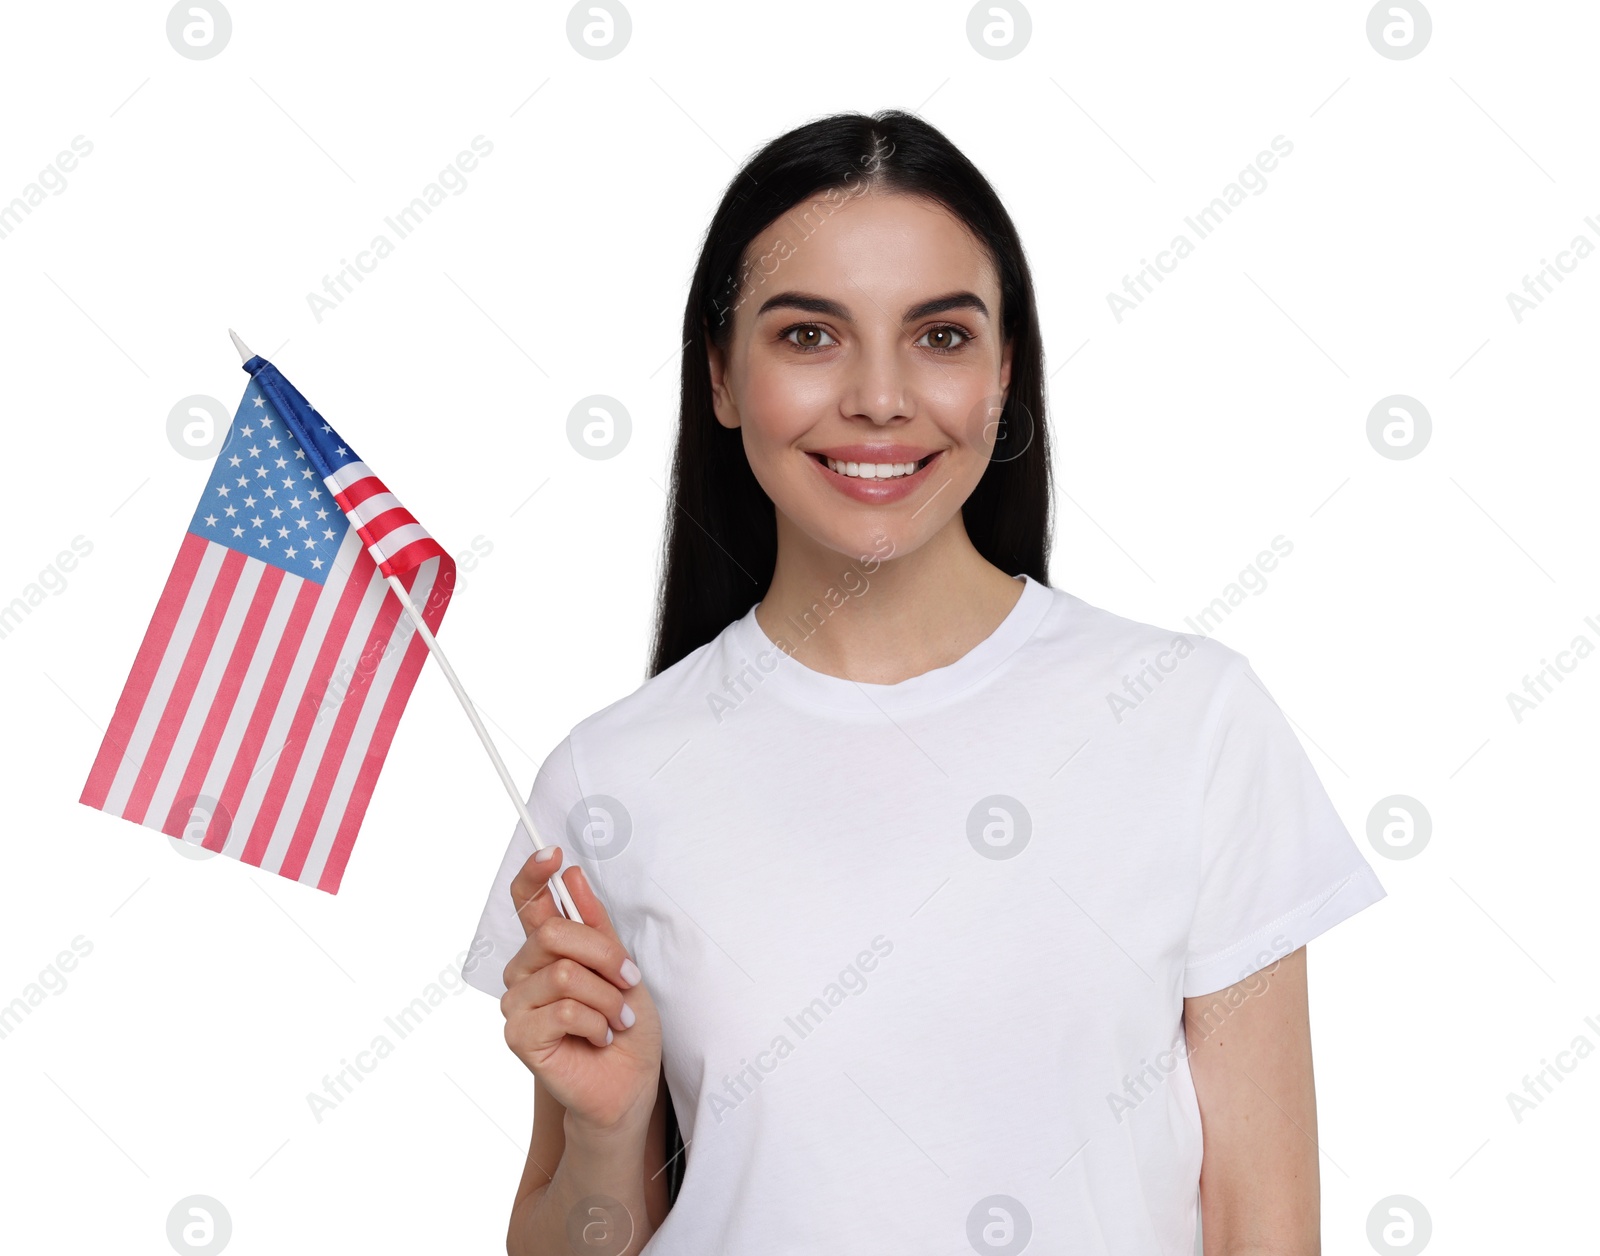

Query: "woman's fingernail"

xmin=604 ymin=1028 xmax=613 ymax=1045
xmin=620 ymin=1002 xmax=635 ymax=1029
xmin=620 ymin=958 xmax=642 ymax=987
xmin=534 ymin=847 xmax=554 ymax=863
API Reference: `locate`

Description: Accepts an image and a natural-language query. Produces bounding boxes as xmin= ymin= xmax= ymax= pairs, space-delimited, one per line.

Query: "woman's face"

xmin=707 ymin=188 xmax=1013 ymax=570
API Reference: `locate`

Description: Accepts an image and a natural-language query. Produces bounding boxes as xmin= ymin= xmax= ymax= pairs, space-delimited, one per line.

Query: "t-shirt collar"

xmin=727 ymin=573 xmax=1053 ymax=716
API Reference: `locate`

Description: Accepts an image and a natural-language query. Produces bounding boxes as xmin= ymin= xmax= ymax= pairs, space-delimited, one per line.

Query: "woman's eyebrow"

xmin=754 ymin=290 xmax=991 ymax=323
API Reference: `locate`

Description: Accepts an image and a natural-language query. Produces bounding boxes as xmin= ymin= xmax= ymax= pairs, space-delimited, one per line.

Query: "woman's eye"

xmin=918 ymin=325 xmax=970 ymax=353
xmin=783 ymin=324 xmax=838 ymax=352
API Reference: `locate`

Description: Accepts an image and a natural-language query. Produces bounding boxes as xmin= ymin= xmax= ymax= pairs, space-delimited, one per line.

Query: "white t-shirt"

xmin=462 ymin=573 xmax=1386 ymax=1254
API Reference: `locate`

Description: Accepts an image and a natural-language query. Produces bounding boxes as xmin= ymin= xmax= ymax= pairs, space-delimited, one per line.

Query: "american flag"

xmin=79 ymin=358 xmax=455 ymax=893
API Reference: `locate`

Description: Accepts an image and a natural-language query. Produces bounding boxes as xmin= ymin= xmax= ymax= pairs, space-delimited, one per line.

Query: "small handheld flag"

xmin=81 ymin=333 xmax=587 ymax=921
xmin=79 ymin=344 xmax=457 ymax=893
xmin=229 ymin=334 xmax=584 ymax=920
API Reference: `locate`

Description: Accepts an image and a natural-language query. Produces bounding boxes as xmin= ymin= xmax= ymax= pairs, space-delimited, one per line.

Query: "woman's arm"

xmin=1183 ymin=945 xmax=1319 ymax=1255
xmin=506 ymin=1070 xmax=674 ymax=1255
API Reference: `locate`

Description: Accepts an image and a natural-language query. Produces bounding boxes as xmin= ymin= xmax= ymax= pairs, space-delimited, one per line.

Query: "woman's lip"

xmin=807 ymin=449 xmax=945 ymax=503
xmin=809 ymin=444 xmax=935 ymax=463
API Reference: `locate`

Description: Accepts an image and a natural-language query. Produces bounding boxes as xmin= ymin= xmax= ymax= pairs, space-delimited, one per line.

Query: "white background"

xmin=1 ymin=1 xmax=1595 ymax=1252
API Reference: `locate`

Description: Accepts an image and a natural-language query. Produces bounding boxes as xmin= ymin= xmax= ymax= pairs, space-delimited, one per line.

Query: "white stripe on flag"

xmin=139 ymin=559 xmax=267 ymax=828
xmin=345 ymin=492 xmax=399 ymax=527
xmin=296 ymin=556 xmax=442 ymax=887
xmin=368 ymin=523 xmax=430 ymax=563
xmin=102 ymin=543 xmax=229 ymax=817
xmin=325 ymin=462 xmax=373 ymax=493
xmin=222 ymin=530 xmax=364 ymax=860
xmin=254 ymin=553 xmax=393 ymax=875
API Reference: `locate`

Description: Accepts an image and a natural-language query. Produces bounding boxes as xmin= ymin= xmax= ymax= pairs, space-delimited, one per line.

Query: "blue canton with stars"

xmin=188 ymin=385 xmax=352 ymax=585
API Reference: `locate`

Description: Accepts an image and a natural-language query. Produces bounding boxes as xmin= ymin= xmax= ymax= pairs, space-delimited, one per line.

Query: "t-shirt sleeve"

xmin=461 ymin=732 xmax=589 ymax=999
xmin=1182 ymin=651 xmax=1388 ymax=998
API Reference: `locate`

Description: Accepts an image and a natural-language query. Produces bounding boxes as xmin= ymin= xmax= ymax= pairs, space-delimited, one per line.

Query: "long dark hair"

xmin=647 ymin=108 xmax=1054 ymax=1208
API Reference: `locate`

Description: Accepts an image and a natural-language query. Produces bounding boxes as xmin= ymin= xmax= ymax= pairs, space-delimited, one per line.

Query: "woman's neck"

xmin=754 ymin=517 xmax=1026 ymax=685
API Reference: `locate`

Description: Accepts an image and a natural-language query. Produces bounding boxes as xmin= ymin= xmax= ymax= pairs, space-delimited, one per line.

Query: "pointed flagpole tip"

xmin=228 ymin=328 xmax=254 ymax=362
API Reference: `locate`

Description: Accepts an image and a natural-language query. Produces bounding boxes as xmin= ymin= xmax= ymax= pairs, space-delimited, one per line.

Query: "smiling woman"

xmin=463 ymin=109 xmax=1387 ymax=1256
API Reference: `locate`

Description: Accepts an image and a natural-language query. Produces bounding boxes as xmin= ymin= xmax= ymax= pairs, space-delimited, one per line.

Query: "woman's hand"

xmin=498 ymin=846 xmax=663 ymax=1138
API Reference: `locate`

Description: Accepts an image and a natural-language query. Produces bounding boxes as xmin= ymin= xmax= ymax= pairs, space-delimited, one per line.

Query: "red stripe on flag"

xmin=316 ymin=557 xmax=453 ymax=893
xmin=362 ymin=505 xmax=417 ymax=535
xmin=205 ymin=576 xmax=324 ymax=852
xmin=378 ymin=537 xmax=448 ymax=577
xmin=277 ymin=566 xmax=420 ymax=882
xmin=158 ymin=564 xmax=288 ymax=839
xmin=334 ymin=477 xmax=389 ymax=510
xmin=80 ymin=532 xmax=209 ymax=810
xmin=119 ymin=547 xmax=248 ymax=825
xmin=316 ymin=627 xmax=428 ymax=893
xmin=240 ymin=547 xmax=380 ymax=867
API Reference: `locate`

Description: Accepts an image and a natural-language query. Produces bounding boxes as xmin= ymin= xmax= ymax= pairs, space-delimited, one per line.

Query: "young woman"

xmin=463 ymin=109 xmax=1386 ymax=1255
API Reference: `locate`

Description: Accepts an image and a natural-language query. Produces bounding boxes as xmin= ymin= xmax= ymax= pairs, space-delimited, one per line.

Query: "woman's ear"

xmin=705 ymin=329 xmax=741 ymax=431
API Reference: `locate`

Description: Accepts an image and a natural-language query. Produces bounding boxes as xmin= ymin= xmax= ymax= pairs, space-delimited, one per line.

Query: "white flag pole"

xmin=229 ymin=330 xmax=584 ymax=925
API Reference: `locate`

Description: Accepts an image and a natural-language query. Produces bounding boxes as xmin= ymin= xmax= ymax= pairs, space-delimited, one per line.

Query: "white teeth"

xmin=825 ymin=457 xmax=923 ymax=479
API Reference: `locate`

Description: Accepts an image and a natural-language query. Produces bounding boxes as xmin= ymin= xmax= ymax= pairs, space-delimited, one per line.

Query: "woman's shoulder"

xmin=559 ymin=613 xmax=747 ymax=766
xmin=1037 ymin=583 xmax=1246 ymax=682
xmin=1017 ymin=584 xmax=1252 ymax=739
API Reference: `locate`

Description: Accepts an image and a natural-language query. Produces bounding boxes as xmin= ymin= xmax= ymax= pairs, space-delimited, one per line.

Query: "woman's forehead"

xmin=741 ymin=192 xmax=1000 ymax=314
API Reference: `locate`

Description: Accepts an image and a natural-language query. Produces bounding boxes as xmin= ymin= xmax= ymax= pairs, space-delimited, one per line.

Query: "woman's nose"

xmin=840 ymin=348 xmax=913 ymax=425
